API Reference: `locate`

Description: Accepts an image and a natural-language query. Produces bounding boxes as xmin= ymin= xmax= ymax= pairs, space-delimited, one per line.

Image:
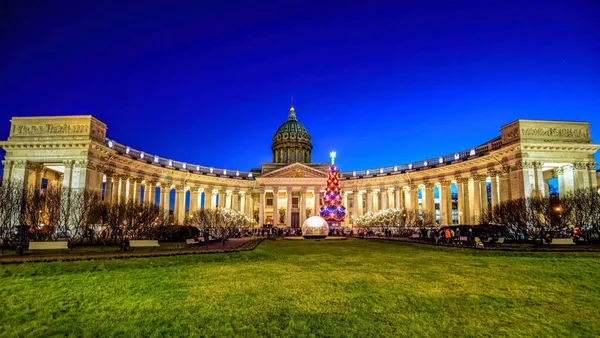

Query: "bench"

xmin=550 ymin=238 xmax=574 ymax=245
xmin=186 ymin=238 xmax=199 ymax=246
xmin=410 ymin=234 xmax=420 ymax=239
xmin=29 ymin=241 xmax=69 ymax=251
xmin=129 ymin=240 xmax=160 ymax=250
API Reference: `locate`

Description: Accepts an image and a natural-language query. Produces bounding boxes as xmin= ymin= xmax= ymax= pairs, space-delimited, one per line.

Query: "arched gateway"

xmin=1 ymin=107 xmax=599 ymax=229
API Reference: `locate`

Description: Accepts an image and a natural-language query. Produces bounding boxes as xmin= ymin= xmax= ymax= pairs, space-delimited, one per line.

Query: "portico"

xmin=1 ymin=111 xmax=599 ymax=230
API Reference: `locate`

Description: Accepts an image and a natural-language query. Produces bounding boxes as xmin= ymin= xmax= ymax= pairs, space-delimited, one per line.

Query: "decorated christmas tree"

xmin=320 ymin=152 xmax=346 ymax=222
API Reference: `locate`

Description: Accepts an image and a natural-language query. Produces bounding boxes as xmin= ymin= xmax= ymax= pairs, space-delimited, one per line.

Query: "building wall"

xmin=1 ymin=116 xmax=599 ymax=227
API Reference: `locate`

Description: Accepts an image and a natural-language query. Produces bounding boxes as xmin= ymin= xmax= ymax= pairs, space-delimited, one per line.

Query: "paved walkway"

xmin=0 ymin=238 xmax=262 ymax=264
xmin=357 ymin=236 xmax=600 ymax=252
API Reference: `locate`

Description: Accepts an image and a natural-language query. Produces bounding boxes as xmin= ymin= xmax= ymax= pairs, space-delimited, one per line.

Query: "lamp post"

xmin=555 ymin=205 xmax=562 ymax=227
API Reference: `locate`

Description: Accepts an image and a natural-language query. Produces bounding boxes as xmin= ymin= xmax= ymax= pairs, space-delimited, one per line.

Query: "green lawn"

xmin=1 ymin=239 xmax=599 ymax=337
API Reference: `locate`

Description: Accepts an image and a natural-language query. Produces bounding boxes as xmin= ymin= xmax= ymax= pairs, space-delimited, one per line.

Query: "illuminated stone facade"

xmin=1 ymin=111 xmax=599 ymax=228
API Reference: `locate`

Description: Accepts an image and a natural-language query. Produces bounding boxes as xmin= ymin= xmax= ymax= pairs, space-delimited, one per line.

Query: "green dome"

xmin=274 ymin=107 xmax=308 ymax=135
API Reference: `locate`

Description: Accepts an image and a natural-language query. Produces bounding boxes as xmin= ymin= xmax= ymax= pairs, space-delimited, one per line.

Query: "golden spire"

xmin=288 ymin=97 xmax=297 ymax=120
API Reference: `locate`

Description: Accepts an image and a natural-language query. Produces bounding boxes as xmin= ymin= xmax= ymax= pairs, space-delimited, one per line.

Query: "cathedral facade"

xmin=1 ymin=106 xmax=599 ymax=228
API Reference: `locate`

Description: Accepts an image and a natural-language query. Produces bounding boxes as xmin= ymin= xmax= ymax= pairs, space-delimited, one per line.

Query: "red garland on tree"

xmin=319 ymin=165 xmax=346 ymax=222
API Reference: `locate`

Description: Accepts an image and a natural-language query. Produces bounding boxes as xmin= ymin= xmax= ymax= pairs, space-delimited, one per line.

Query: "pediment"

xmin=259 ymin=163 xmax=328 ymax=179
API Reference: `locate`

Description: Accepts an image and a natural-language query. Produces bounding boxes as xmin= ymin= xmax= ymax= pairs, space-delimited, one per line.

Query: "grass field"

xmin=1 ymin=239 xmax=599 ymax=337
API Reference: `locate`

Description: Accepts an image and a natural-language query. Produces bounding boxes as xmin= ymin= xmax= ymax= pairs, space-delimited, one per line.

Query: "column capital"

xmin=487 ymin=169 xmax=498 ymax=177
xmin=555 ymin=167 xmax=565 ymax=175
xmin=62 ymin=160 xmax=75 ymax=168
xmin=424 ymin=182 xmax=435 ymax=189
xmin=472 ymin=174 xmax=487 ymax=182
xmin=456 ymin=177 xmax=470 ymax=184
xmin=145 ymin=179 xmax=158 ymax=186
xmin=587 ymin=162 xmax=598 ymax=170
xmin=439 ymin=180 xmax=451 ymax=187
xmin=574 ymin=162 xmax=588 ymax=170
xmin=174 ymin=184 xmax=185 ymax=191
xmin=533 ymin=161 xmax=544 ymax=169
xmin=26 ymin=163 xmax=44 ymax=171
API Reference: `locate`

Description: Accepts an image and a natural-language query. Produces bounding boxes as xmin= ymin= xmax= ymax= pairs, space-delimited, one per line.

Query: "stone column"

xmin=143 ymin=180 xmax=151 ymax=204
xmin=232 ymin=190 xmax=239 ymax=211
xmin=479 ymin=176 xmax=488 ymax=214
xmin=272 ymin=188 xmax=279 ymax=225
xmin=588 ymin=162 xmax=598 ymax=189
xmin=59 ymin=160 xmax=75 ymax=228
xmin=1 ymin=160 xmax=13 ymax=182
xmin=286 ymin=188 xmax=293 ymax=227
xmin=300 ymin=188 xmax=307 ymax=225
xmin=404 ymin=184 xmax=412 ymax=212
xmin=469 ymin=176 xmax=482 ymax=223
xmin=423 ymin=183 xmax=435 ymax=221
xmin=456 ymin=178 xmax=468 ymax=225
xmin=189 ymin=187 xmax=199 ymax=214
xmin=356 ymin=191 xmax=364 ymax=217
xmin=366 ymin=189 xmax=373 ymax=212
xmin=147 ymin=180 xmax=157 ymax=206
xmin=214 ymin=188 xmax=223 ymax=208
xmin=134 ymin=179 xmax=142 ymax=204
xmin=532 ymin=161 xmax=545 ymax=197
xmin=175 ymin=185 xmax=185 ymax=224
xmin=394 ymin=188 xmax=400 ymax=209
xmin=573 ymin=162 xmax=589 ymax=190
xmin=113 ymin=175 xmax=122 ymax=201
xmin=499 ymin=166 xmax=512 ymax=202
xmin=439 ymin=181 xmax=451 ymax=226
xmin=247 ymin=192 xmax=255 ymax=218
xmin=161 ymin=183 xmax=171 ymax=220
xmin=259 ymin=189 xmax=265 ymax=226
xmin=342 ymin=192 xmax=348 ymax=226
xmin=489 ymin=170 xmax=499 ymax=208
xmin=379 ymin=187 xmax=387 ymax=210
xmin=512 ymin=161 xmax=535 ymax=199
xmin=239 ymin=191 xmax=246 ymax=214
xmin=104 ymin=172 xmax=114 ymax=203
xmin=225 ymin=190 xmax=232 ymax=209
xmin=204 ymin=186 xmax=213 ymax=210
xmin=126 ymin=177 xmax=134 ymax=201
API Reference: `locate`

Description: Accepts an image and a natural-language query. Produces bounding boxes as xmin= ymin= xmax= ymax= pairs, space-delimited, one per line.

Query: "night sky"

xmin=1 ymin=0 xmax=599 ymax=173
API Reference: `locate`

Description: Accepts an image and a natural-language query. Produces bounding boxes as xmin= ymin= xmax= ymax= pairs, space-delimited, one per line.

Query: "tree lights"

xmin=319 ymin=164 xmax=346 ymax=222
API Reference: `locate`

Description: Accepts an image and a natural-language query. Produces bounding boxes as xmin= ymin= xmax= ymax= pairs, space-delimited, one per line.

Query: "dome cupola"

xmin=271 ymin=102 xmax=312 ymax=163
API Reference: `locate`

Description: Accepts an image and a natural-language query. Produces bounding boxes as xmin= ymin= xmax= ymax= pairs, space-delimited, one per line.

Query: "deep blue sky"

xmin=1 ymin=0 xmax=599 ymax=172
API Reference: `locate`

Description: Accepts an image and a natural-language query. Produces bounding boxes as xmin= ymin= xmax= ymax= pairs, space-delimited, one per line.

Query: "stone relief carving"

xmin=520 ymin=127 xmax=589 ymax=140
xmin=502 ymin=127 xmax=520 ymax=143
xmin=13 ymin=124 xmax=89 ymax=135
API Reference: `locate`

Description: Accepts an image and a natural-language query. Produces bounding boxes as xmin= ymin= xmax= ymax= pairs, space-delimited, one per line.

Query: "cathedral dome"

xmin=271 ymin=104 xmax=312 ymax=164
xmin=275 ymin=107 xmax=308 ymax=134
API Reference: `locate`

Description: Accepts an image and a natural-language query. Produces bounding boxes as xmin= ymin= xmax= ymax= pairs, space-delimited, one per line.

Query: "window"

xmin=292 ymin=198 xmax=298 ymax=208
xmin=267 ymin=198 xmax=273 ymax=206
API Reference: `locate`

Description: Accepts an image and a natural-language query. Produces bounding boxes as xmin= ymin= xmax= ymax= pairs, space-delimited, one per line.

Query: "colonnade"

xmin=101 ymin=173 xmax=257 ymax=224
xmin=257 ymin=187 xmax=321 ymax=228
xmin=345 ymin=160 xmax=599 ymax=226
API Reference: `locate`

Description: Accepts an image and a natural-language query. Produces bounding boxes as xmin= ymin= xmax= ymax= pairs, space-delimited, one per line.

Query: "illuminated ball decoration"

xmin=302 ymin=216 xmax=329 ymax=240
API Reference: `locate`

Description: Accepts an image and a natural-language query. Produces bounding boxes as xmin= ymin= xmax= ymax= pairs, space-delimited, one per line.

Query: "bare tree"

xmin=0 ymin=181 xmax=24 ymax=244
